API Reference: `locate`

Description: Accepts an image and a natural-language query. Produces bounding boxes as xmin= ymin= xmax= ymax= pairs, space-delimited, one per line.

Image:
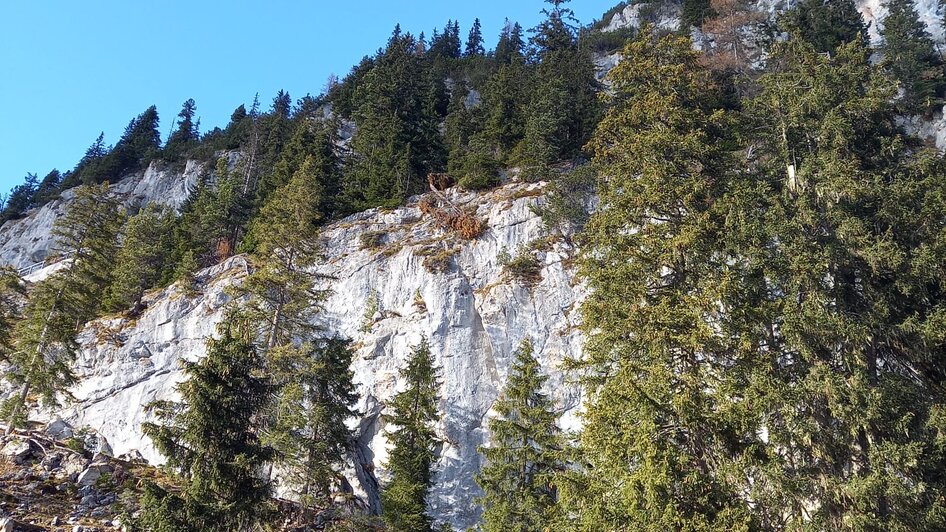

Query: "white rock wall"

xmin=46 ymin=182 xmax=584 ymax=529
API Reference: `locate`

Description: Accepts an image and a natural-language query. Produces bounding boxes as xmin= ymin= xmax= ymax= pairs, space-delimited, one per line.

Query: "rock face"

xmin=0 ymin=159 xmax=206 ymax=272
xmin=10 ymin=176 xmax=585 ymax=529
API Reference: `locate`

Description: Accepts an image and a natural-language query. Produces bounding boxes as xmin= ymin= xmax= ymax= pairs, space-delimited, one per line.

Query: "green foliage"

xmin=79 ymin=106 xmax=161 ymax=185
xmin=381 ymin=339 xmax=441 ymax=532
xmin=501 ymin=247 xmax=543 ymax=286
xmin=681 ymin=0 xmax=713 ymax=29
xmin=3 ymin=184 xmax=122 ymax=429
xmin=476 ymin=339 xmax=562 ymax=531
xmin=140 ymin=318 xmax=275 ymax=531
xmin=0 ymin=267 xmax=24 ymax=365
xmin=104 ymin=204 xmax=174 ymax=313
xmin=266 ymin=338 xmax=358 ymax=509
xmin=537 ymin=164 xmax=596 ymax=231
xmin=516 ymin=2 xmax=599 ymax=174
xmin=881 ymin=0 xmax=945 ymax=114
xmin=565 ymin=28 xmax=755 ymax=530
xmin=742 ymin=37 xmax=946 ymax=529
xmin=344 ymin=30 xmax=446 ymax=210
xmin=163 ymin=98 xmax=200 ymax=162
xmin=782 ymin=0 xmax=868 ymax=53
xmin=236 ymin=154 xmax=327 ymax=349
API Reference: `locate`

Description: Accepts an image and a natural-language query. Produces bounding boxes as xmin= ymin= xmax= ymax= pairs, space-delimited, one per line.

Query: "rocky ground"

xmin=0 ymin=422 xmax=137 ymax=531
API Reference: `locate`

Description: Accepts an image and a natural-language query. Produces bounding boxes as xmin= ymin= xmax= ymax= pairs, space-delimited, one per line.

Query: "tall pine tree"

xmin=880 ymin=0 xmax=945 ymax=114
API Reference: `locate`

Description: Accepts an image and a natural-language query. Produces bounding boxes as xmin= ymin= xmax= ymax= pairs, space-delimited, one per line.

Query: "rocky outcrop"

xmin=0 ymin=158 xmax=207 ymax=272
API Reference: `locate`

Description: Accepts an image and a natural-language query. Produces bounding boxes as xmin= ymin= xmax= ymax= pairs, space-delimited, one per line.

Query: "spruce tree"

xmin=563 ymin=29 xmax=756 ymax=529
xmin=682 ymin=0 xmax=713 ymax=29
xmin=237 ymin=154 xmax=326 ymax=350
xmin=164 ymin=98 xmax=199 ymax=160
xmin=3 ymin=184 xmax=123 ymax=431
xmin=783 ymin=0 xmax=867 ymax=53
xmin=465 ymin=18 xmax=485 ymax=56
xmin=516 ymin=0 xmax=599 ymax=172
xmin=345 ymin=29 xmax=445 ymax=209
xmin=476 ymin=339 xmax=562 ymax=532
xmin=495 ymin=21 xmax=525 ymax=64
xmin=0 ymin=268 xmax=24 ymax=364
xmin=267 ymin=338 xmax=358 ymax=511
xmin=881 ymin=0 xmax=945 ymax=113
xmin=140 ymin=317 xmax=275 ymax=531
xmin=104 ymin=204 xmax=174 ymax=313
xmin=381 ymin=340 xmax=441 ymax=532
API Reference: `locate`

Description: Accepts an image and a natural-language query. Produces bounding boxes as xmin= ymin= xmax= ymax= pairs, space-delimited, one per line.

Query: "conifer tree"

xmin=381 ymin=340 xmax=441 ymax=532
xmin=164 ymin=98 xmax=199 ymax=160
xmin=3 ymin=184 xmax=123 ymax=431
xmin=34 ymin=169 xmax=63 ymax=206
xmin=256 ymin=117 xmax=338 ymax=213
xmin=465 ymin=18 xmax=485 ymax=56
xmin=0 ymin=173 xmax=39 ymax=224
xmin=745 ymin=36 xmax=946 ymax=529
xmin=0 ymin=268 xmax=24 ymax=364
xmin=516 ymin=0 xmax=599 ymax=172
xmin=881 ymin=0 xmax=945 ymax=113
xmin=237 ymin=155 xmax=326 ymax=350
xmin=140 ymin=317 xmax=275 ymax=531
xmin=267 ymin=338 xmax=358 ymax=511
xmin=104 ymin=204 xmax=174 ymax=313
xmin=345 ymin=29 xmax=445 ymax=209
xmin=783 ymin=0 xmax=867 ymax=53
xmin=564 ymin=29 xmax=756 ymax=529
xmin=495 ymin=21 xmax=525 ymax=64
xmin=476 ymin=339 xmax=562 ymax=532
xmin=682 ymin=0 xmax=713 ymax=29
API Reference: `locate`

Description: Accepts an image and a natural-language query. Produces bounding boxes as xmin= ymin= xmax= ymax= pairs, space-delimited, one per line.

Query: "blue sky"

xmin=0 ymin=0 xmax=618 ymax=193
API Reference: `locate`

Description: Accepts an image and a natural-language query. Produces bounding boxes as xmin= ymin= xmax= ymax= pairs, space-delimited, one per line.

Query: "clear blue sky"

xmin=0 ymin=0 xmax=618 ymax=193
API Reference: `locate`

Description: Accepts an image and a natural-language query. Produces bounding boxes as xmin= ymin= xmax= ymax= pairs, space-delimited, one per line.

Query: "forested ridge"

xmin=3 ymin=0 xmax=946 ymax=530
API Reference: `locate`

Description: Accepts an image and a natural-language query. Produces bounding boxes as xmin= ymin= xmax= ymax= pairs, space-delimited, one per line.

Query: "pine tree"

xmin=562 ymin=29 xmax=756 ymax=529
xmin=381 ymin=340 xmax=441 ymax=532
xmin=0 ymin=268 xmax=24 ymax=364
xmin=104 ymin=204 xmax=174 ymax=313
xmin=783 ymin=0 xmax=867 ymax=53
xmin=3 ymin=183 xmax=123 ymax=431
xmin=140 ymin=317 xmax=275 ymax=531
xmin=345 ymin=30 xmax=445 ymax=209
xmin=495 ymin=21 xmax=525 ymax=65
xmin=881 ymin=0 xmax=945 ymax=113
xmin=0 ymin=173 xmax=39 ymax=224
xmin=34 ymin=169 xmax=63 ymax=206
xmin=267 ymin=338 xmax=358 ymax=511
xmin=256 ymin=117 xmax=337 ymax=210
xmin=476 ymin=339 xmax=562 ymax=532
xmin=516 ymin=0 xmax=599 ymax=172
xmin=465 ymin=18 xmax=485 ymax=56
